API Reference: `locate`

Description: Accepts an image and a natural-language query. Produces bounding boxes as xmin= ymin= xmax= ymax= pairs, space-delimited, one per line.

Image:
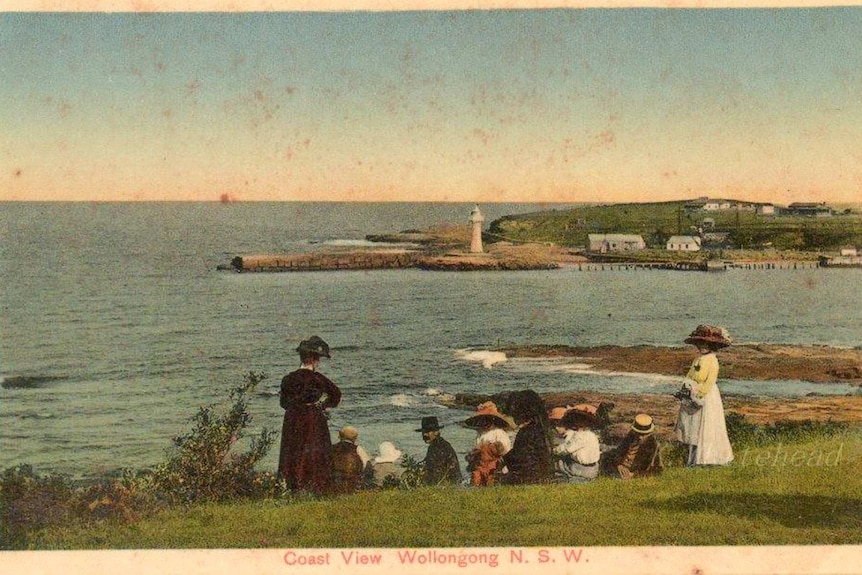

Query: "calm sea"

xmin=1 ymin=202 xmax=860 ymax=479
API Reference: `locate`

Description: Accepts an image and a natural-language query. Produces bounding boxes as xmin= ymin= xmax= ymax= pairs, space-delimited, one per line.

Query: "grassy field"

xmin=31 ymin=430 xmax=862 ymax=549
xmin=488 ymin=201 xmax=862 ymax=250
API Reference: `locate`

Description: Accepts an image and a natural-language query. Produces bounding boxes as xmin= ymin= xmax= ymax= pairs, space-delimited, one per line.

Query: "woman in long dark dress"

xmin=277 ymin=336 xmax=342 ymax=495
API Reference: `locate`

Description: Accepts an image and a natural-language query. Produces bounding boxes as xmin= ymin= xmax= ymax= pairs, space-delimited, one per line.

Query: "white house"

xmin=840 ymin=247 xmax=858 ymax=257
xmin=667 ymin=235 xmax=702 ymax=251
xmin=588 ymin=234 xmax=646 ymax=253
xmin=703 ymin=201 xmax=722 ymax=211
xmin=757 ymin=204 xmax=776 ymax=215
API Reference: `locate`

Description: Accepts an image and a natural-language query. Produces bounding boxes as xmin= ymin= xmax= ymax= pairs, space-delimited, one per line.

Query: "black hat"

xmin=296 ymin=336 xmax=331 ymax=358
xmin=415 ymin=416 xmax=444 ymax=433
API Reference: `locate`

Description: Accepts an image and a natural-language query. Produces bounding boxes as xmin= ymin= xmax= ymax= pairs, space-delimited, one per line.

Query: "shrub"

xmin=397 ymin=454 xmax=426 ymax=489
xmin=725 ymin=411 xmax=848 ymax=449
xmin=0 ymin=465 xmax=79 ymax=549
xmin=150 ymin=371 xmax=276 ymax=504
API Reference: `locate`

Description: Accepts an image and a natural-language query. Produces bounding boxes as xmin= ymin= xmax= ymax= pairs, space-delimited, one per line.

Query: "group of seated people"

xmin=328 ymin=389 xmax=663 ymax=494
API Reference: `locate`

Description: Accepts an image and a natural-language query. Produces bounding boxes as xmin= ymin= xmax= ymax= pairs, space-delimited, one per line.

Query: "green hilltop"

xmin=487 ymin=200 xmax=862 ymax=251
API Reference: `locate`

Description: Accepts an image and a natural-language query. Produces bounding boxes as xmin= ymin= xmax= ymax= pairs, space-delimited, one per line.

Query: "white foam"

xmin=389 ymin=393 xmax=413 ymax=407
xmin=455 ymin=350 xmax=509 ymax=369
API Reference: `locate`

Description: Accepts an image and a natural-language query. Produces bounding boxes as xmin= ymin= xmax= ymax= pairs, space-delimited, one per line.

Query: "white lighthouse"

xmin=469 ymin=204 xmax=485 ymax=253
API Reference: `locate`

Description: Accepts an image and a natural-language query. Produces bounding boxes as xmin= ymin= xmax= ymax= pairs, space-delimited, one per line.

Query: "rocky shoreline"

xmin=442 ymin=343 xmax=862 ymax=441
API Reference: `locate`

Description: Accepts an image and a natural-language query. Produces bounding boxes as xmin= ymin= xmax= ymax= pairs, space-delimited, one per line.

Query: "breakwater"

xmin=224 ymin=250 xmax=418 ymax=272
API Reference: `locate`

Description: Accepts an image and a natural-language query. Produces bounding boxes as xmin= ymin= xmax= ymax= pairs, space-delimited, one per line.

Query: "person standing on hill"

xmin=278 ymin=336 xmax=342 ymax=495
xmin=417 ymin=416 xmax=462 ymax=485
xmin=674 ymin=324 xmax=734 ymax=466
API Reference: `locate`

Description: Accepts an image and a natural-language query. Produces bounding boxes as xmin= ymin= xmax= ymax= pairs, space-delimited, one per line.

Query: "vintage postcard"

xmin=2 ymin=1 xmax=861 ymax=574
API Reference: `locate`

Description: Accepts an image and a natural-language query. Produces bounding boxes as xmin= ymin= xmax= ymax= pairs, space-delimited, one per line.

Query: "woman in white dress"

xmin=674 ymin=324 xmax=734 ymax=466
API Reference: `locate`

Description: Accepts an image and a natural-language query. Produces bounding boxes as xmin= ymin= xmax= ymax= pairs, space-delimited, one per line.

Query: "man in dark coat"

xmin=416 ymin=416 xmax=462 ymax=486
xmin=278 ymin=336 xmax=342 ymax=495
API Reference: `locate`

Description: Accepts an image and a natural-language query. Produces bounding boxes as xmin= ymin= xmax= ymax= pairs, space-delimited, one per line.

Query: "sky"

xmin=2 ymin=8 xmax=862 ymax=203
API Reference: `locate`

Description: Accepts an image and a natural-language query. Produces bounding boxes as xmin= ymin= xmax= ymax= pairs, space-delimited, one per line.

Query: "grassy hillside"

xmin=30 ymin=430 xmax=862 ymax=548
xmin=488 ymin=201 xmax=862 ymax=250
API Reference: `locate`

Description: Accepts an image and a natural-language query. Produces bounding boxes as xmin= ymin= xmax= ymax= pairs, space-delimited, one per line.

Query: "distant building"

xmin=703 ymin=201 xmax=722 ymax=211
xmin=840 ymin=247 xmax=858 ymax=257
xmin=666 ymin=235 xmax=702 ymax=251
xmin=588 ymin=234 xmax=646 ymax=253
xmin=701 ymin=218 xmax=716 ymax=231
xmin=684 ymin=198 xmax=709 ymax=212
xmin=757 ymin=204 xmax=776 ymax=215
xmin=786 ymin=202 xmax=832 ymax=217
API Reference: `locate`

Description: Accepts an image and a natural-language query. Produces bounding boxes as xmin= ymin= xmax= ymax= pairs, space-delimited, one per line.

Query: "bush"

xmin=150 ymin=372 xmax=277 ymax=504
xmin=725 ymin=411 xmax=848 ymax=448
xmin=397 ymin=454 xmax=426 ymax=489
xmin=0 ymin=465 xmax=78 ymax=549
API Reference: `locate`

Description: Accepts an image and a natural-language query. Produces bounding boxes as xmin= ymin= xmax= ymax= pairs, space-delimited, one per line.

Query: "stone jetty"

xmin=227 ymin=250 xmax=418 ymax=272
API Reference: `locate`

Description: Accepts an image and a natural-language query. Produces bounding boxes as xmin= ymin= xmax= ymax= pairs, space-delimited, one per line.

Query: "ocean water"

xmin=1 ymin=202 xmax=861 ymax=479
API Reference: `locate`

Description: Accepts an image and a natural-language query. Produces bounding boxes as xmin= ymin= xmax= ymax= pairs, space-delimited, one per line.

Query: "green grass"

xmin=31 ymin=430 xmax=862 ymax=549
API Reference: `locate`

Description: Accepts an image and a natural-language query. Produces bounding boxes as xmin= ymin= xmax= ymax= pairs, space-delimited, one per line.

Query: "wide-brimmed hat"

xmin=297 ymin=335 xmax=331 ymax=358
xmin=464 ymin=401 xmax=515 ymax=430
xmin=631 ymin=413 xmax=655 ymax=435
xmin=560 ymin=408 xmax=602 ymax=430
xmin=567 ymin=403 xmax=598 ymax=416
xmin=547 ymin=406 xmax=569 ymax=422
xmin=338 ymin=426 xmax=359 ymax=441
xmin=415 ymin=416 xmax=444 ymax=433
xmin=684 ymin=325 xmax=732 ymax=349
xmin=374 ymin=441 xmax=402 ymax=463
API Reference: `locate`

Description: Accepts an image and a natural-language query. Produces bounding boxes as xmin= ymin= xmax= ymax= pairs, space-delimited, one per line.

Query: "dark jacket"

xmin=601 ymin=432 xmax=663 ymax=478
xmin=331 ymin=440 xmax=364 ymax=495
xmin=277 ymin=368 xmax=342 ymax=494
xmin=423 ymin=436 xmax=462 ymax=485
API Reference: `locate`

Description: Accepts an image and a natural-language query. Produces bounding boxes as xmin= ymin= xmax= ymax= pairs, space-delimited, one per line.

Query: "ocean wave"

xmin=389 ymin=391 xmax=454 ymax=408
xmin=17 ymin=412 xmax=57 ymax=420
xmin=454 ymin=349 xmax=508 ymax=369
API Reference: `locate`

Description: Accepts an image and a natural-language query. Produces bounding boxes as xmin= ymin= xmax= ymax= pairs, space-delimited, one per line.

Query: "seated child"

xmin=600 ymin=414 xmax=663 ymax=479
xmin=553 ymin=408 xmax=601 ymax=482
xmin=464 ymin=401 xmax=513 ymax=486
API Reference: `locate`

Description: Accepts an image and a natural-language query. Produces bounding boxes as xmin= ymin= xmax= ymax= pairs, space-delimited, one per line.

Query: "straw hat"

xmin=631 ymin=414 xmax=655 ymax=435
xmin=547 ymin=406 xmax=569 ymax=422
xmin=373 ymin=441 xmax=402 ymax=464
xmin=568 ymin=403 xmax=598 ymax=416
xmin=465 ymin=401 xmax=515 ymax=430
xmin=338 ymin=426 xmax=359 ymax=441
xmin=684 ymin=325 xmax=732 ymax=349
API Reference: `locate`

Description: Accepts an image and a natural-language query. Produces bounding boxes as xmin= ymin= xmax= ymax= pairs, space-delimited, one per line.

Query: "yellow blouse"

xmin=685 ymin=352 xmax=719 ymax=400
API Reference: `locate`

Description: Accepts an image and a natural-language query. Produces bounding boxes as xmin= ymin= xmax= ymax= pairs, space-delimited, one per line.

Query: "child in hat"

xmin=464 ymin=401 xmax=514 ymax=487
xmin=367 ymin=441 xmax=404 ymax=488
xmin=553 ymin=408 xmax=601 ymax=483
xmin=601 ymin=414 xmax=663 ymax=479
